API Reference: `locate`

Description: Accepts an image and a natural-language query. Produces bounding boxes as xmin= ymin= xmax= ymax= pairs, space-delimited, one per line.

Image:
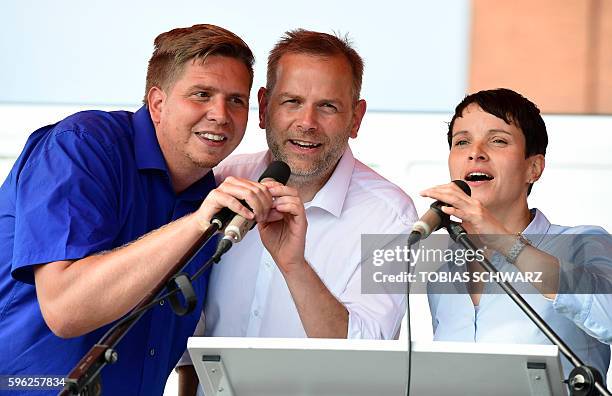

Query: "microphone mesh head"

xmin=259 ymin=161 xmax=291 ymax=185
xmin=452 ymin=179 xmax=471 ymax=196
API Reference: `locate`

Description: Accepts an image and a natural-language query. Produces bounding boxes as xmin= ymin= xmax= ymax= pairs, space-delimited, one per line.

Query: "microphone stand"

xmin=59 ymin=221 xmax=226 ymax=396
xmin=444 ymin=220 xmax=610 ymax=396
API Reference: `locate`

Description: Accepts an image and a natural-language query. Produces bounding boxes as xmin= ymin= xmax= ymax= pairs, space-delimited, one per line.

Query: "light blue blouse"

xmin=428 ymin=209 xmax=612 ymax=379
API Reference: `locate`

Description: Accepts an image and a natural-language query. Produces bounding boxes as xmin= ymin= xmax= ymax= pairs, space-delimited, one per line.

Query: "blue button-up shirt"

xmin=0 ymin=106 xmax=215 ymax=395
xmin=428 ymin=209 xmax=612 ymax=380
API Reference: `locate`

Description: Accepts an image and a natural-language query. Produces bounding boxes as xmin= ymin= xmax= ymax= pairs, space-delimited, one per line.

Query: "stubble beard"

xmin=265 ymin=123 xmax=350 ymax=187
xmin=185 ymin=147 xmax=221 ymax=170
xmin=184 ymin=134 xmax=239 ymax=170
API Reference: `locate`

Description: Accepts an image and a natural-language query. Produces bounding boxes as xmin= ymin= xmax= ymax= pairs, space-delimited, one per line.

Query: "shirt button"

xmin=159 ymin=300 xmax=165 ymax=306
xmin=149 ymin=348 xmax=155 ymax=356
xmin=253 ymin=310 xmax=259 ymax=317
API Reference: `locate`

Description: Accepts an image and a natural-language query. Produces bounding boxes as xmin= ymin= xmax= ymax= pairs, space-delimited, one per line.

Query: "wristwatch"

xmin=505 ymin=233 xmax=530 ymax=264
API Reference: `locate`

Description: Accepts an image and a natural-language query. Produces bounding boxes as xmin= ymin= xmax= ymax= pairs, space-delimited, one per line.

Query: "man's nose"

xmin=296 ymin=105 xmax=317 ymax=132
xmin=206 ymin=97 xmax=229 ymax=125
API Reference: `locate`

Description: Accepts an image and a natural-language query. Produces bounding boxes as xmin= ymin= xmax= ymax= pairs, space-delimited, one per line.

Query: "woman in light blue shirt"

xmin=422 ymin=88 xmax=612 ymax=380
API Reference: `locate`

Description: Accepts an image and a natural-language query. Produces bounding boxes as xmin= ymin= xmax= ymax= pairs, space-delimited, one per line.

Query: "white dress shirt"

xmin=187 ymin=146 xmax=417 ymax=348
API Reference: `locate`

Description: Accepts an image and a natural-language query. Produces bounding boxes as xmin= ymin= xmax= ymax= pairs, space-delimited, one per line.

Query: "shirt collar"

xmin=132 ymin=106 xmax=215 ymax=201
xmin=179 ymin=169 xmax=216 ymax=202
xmin=133 ymin=105 xmax=168 ymax=173
xmin=305 ymin=146 xmax=355 ymax=217
xmin=522 ymin=208 xmax=551 ymax=246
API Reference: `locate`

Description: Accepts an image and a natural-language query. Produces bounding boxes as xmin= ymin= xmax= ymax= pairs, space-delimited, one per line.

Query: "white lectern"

xmin=188 ymin=337 xmax=566 ymax=396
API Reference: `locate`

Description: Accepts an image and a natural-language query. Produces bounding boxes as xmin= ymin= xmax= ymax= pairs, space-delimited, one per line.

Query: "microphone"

xmin=407 ymin=180 xmax=471 ymax=246
xmin=214 ymin=161 xmax=291 ymax=244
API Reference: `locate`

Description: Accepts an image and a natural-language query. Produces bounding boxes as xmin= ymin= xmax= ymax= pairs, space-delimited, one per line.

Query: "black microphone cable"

xmin=405 ymin=240 xmax=414 ymax=396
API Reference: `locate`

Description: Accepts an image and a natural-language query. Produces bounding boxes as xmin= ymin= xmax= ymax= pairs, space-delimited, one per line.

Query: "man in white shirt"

xmin=177 ymin=29 xmax=417 ymax=394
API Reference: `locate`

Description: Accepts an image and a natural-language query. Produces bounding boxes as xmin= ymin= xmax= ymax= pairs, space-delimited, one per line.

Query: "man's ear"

xmin=349 ymin=99 xmax=367 ymax=139
xmin=147 ymin=87 xmax=166 ymax=125
xmin=528 ymin=154 xmax=545 ymax=183
xmin=257 ymin=87 xmax=268 ymax=130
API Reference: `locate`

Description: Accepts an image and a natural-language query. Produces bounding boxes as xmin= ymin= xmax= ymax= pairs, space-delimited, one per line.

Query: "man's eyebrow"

xmin=229 ymin=92 xmax=249 ymax=99
xmin=278 ymin=92 xmax=302 ymax=99
xmin=189 ymin=84 xmax=218 ymax=92
xmin=317 ymin=97 xmax=342 ymax=105
xmin=189 ymin=85 xmax=249 ymax=98
xmin=277 ymin=92 xmax=343 ymax=104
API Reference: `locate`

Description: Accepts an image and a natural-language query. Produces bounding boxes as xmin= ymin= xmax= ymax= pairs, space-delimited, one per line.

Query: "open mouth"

xmin=465 ymin=172 xmax=494 ymax=182
xmin=289 ymin=139 xmax=322 ymax=149
xmin=195 ymin=132 xmax=227 ymax=142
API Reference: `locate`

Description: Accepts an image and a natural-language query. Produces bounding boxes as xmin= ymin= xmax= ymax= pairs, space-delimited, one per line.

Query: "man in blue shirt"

xmin=0 ymin=24 xmax=277 ymax=395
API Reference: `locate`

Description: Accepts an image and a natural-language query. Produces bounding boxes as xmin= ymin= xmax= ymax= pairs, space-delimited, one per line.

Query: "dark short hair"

xmin=447 ymin=88 xmax=548 ymax=194
xmin=266 ymin=29 xmax=364 ymax=104
xmin=144 ymin=24 xmax=254 ymax=105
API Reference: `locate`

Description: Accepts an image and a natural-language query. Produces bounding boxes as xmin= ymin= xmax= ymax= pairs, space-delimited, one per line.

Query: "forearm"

xmin=35 ymin=213 xmax=209 ymax=337
xmin=513 ymin=245 xmax=560 ymax=298
xmin=488 ymin=235 xmax=560 ymax=298
xmin=282 ymin=259 xmax=348 ymax=338
xmin=176 ymin=365 xmax=199 ymax=396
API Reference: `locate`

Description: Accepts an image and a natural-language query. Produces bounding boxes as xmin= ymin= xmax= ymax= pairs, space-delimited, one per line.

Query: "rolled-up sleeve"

xmin=340 ymin=202 xmax=416 ymax=340
xmin=340 ymin=246 xmax=408 ymax=339
xmin=552 ymin=230 xmax=612 ymax=344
